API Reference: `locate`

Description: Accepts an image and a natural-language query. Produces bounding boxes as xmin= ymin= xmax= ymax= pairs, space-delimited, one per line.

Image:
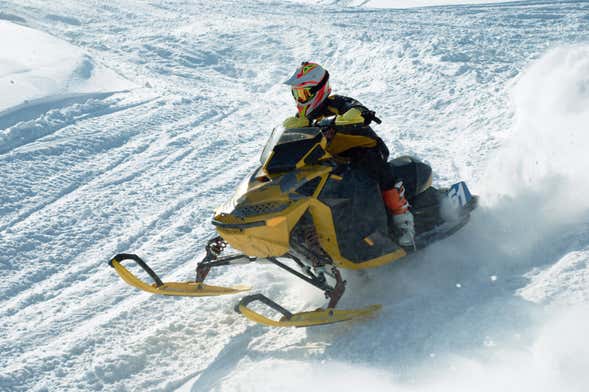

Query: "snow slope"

xmin=1 ymin=1 xmax=588 ymax=391
xmin=0 ymin=21 xmax=133 ymax=113
xmin=0 ymin=21 xmax=136 ymax=152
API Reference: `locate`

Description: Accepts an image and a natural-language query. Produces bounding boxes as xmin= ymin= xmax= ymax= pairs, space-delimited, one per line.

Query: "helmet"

xmin=284 ymin=62 xmax=331 ymax=118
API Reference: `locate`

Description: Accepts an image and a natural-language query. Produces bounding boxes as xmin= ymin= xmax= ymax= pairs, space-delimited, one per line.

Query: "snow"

xmin=0 ymin=20 xmax=136 ymax=152
xmin=0 ymin=21 xmax=133 ymax=113
xmin=364 ymin=0 xmax=525 ymax=8
xmin=1 ymin=1 xmax=589 ymax=391
xmin=293 ymin=0 xmax=521 ymax=8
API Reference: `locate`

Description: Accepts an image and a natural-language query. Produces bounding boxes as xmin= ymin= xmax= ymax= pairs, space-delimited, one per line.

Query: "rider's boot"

xmin=382 ymin=181 xmax=415 ymax=248
xmin=393 ymin=211 xmax=415 ymax=248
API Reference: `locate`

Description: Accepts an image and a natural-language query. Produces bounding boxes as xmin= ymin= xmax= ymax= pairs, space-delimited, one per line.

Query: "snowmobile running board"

xmin=109 ymin=254 xmax=250 ymax=296
xmin=236 ymin=293 xmax=382 ymax=327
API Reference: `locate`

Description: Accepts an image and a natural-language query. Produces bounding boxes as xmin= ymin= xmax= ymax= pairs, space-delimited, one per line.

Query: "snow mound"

xmin=0 ymin=20 xmax=134 ymax=126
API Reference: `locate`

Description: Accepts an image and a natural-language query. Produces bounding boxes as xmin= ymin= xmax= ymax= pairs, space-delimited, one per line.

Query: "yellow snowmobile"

xmin=109 ymin=125 xmax=477 ymax=327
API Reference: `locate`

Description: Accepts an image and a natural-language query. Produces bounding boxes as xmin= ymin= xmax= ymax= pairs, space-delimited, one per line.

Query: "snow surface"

xmin=0 ymin=21 xmax=133 ymax=113
xmin=294 ymin=0 xmax=521 ymax=9
xmin=1 ymin=1 xmax=589 ymax=391
xmin=0 ymin=21 xmax=136 ymax=153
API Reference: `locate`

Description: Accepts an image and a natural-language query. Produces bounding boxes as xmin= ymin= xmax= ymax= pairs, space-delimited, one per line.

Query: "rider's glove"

xmin=361 ymin=110 xmax=382 ymax=125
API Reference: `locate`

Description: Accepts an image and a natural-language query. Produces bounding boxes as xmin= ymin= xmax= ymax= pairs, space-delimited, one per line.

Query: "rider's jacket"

xmin=283 ymin=95 xmax=389 ymax=161
xmin=283 ymin=95 xmax=395 ymax=190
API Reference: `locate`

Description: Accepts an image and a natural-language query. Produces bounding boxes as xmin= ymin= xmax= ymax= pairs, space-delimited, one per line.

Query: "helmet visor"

xmin=291 ymin=86 xmax=315 ymax=104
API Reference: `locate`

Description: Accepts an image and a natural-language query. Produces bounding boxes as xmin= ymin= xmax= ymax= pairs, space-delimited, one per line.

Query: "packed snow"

xmin=1 ymin=1 xmax=588 ymax=391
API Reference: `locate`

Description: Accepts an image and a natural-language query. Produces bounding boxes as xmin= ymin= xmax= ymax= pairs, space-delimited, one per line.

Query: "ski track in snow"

xmin=1 ymin=1 xmax=589 ymax=391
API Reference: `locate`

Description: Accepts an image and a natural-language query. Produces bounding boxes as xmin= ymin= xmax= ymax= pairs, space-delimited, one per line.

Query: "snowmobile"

xmin=109 ymin=124 xmax=478 ymax=327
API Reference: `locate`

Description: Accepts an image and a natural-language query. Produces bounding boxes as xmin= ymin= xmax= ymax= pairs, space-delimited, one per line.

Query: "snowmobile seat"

xmin=387 ymin=156 xmax=432 ymax=198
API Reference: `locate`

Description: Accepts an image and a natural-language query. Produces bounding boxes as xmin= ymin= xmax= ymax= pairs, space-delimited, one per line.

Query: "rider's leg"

xmin=347 ymin=147 xmax=416 ymax=247
xmin=382 ymin=182 xmax=415 ymax=247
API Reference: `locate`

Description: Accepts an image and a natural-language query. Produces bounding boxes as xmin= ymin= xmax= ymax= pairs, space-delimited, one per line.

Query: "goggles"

xmin=291 ymin=86 xmax=315 ymax=104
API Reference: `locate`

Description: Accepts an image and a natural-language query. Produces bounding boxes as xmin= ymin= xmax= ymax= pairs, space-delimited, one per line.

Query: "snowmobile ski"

xmin=109 ymin=254 xmax=250 ymax=297
xmin=235 ymin=294 xmax=382 ymax=327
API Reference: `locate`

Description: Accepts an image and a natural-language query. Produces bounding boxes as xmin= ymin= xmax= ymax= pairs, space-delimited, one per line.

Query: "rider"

xmin=283 ymin=61 xmax=415 ymax=247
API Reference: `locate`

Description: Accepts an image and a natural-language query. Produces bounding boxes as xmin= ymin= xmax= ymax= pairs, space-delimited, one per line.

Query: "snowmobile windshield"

xmin=261 ymin=127 xmax=324 ymax=174
xmin=260 ymin=126 xmax=321 ymax=165
xmin=260 ymin=126 xmax=285 ymax=165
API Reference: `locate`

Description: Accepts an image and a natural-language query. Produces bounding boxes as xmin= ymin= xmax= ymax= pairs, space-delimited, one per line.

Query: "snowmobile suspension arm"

xmin=196 ymin=254 xmax=257 ymax=282
xmin=196 ymin=254 xmax=331 ymax=291
xmin=234 ymin=259 xmax=349 ymax=326
xmin=197 ymin=237 xmax=344 ymax=308
xmin=268 ymin=256 xmax=345 ymax=309
xmin=196 ymin=236 xmax=257 ymax=282
xmin=195 ymin=238 xmax=327 ymax=290
xmin=267 ymin=257 xmax=332 ymax=292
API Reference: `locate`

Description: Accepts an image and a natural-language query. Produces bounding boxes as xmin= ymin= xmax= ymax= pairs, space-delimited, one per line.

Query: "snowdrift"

xmin=0 ymin=20 xmax=134 ymax=149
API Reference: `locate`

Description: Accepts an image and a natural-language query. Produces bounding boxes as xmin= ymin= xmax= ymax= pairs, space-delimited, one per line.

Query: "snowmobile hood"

xmin=212 ymin=164 xmax=330 ymax=257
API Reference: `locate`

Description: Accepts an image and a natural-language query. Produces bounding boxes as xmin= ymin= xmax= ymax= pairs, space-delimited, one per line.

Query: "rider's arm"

xmin=283 ymin=114 xmax=310 ymax=129
xmin=334 ymin=107 xmax=366 ymax=126
xmin=326 ymin=95 xmax=381 ymax=126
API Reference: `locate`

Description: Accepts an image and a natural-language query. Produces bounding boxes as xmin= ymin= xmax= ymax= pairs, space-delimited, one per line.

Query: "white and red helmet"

xmin=284 ymin=62 xmax=331 ymax=118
